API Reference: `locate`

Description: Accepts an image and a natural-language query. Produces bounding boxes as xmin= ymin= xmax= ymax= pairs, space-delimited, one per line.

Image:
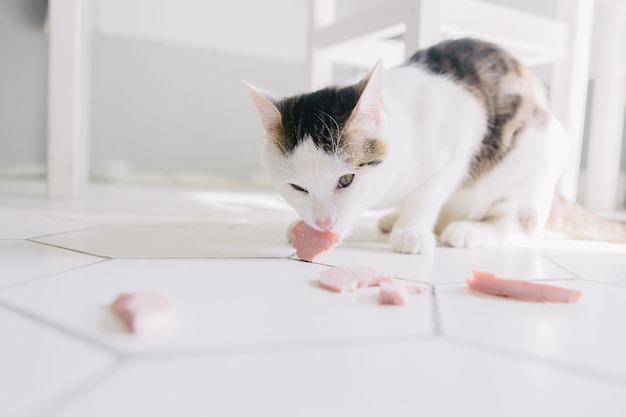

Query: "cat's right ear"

xmin=244 ymin=82 xmax=282 ymax=137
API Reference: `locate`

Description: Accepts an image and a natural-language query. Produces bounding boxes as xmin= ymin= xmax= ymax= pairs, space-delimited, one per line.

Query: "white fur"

xmin=264 ymin=138 xmax=386 ymax=234
xmin=261 ymin=66 xmax=569 ymax=254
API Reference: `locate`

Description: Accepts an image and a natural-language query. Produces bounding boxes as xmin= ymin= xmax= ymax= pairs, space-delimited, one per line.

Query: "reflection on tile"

xmin=315 ymin=245 xmax=573 ymax=283
xmin=0 ymin=241 xmax=103 ymax=289
xmin=33 ymin=222 xmax=295 ymax=259
xmin=437 ymin=280 xmax=626 ymax=377
xmin=0 ymin=259 xmax=433 ymax=355
xmin=425 ymin=248 xmax=575 ymax=283
xmin=515 ymin=235 xmax=626 ymax=255
xmin=0 ymin=209 xmax=96 ymax=239
xmin=0 ymin=306 xmax=115 ymax=417
xmin=56 ymin=339 xmax=626 ymax=417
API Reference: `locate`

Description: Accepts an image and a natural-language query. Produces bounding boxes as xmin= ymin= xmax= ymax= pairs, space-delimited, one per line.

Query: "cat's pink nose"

xmin=315 ymin=219 xmax=334 ymax=231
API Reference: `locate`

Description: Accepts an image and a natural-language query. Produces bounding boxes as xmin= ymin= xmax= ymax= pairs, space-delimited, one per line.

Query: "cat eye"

xmin=337 ymin=174 xmax=355 ymax=189
xmin=290 ymin=183 xmax=308 ymax=193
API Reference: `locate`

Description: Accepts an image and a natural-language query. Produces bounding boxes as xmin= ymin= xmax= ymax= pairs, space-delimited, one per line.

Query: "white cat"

xmin=246 ymin=38 xmax=626 ymax=254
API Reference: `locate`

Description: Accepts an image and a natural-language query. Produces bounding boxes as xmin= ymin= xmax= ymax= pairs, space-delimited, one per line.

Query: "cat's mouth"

xmin=309 ymin=218 xmax=353 ymax=238
xmin=313 ymin=219 xmax=335 ymax=232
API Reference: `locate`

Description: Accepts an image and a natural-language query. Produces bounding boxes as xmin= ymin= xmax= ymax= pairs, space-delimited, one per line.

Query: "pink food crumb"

xmin=378 ymin=282 xmax=429 ymax=306
xmin=319 ymin=266 xmax=395 ymax=293
xmin=467 ymin=271 xmax=582 ymax=303
xmin=404 ymin=283 xmax=429 ymax=294
xmin=110 ymin=291 xmax=176 ymax=334
xmin=291 ymin=220 xmax=342 ymax=262
xmin=377 ymin=284 xmax=410 ymax=305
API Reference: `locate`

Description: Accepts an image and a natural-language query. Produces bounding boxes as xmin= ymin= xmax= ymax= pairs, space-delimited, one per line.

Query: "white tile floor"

xmin=2 ymin=180 xmax=626 ymax=417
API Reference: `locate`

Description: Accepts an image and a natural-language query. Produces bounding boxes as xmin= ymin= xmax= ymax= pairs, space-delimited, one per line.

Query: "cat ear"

xmin=348 ymin=60 xmax=384 ymax=132
xmin=243 ymin=82 xmax=282 ymax=137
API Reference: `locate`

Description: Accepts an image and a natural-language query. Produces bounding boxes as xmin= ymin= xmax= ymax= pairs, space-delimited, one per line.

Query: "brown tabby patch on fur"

xmin=361 ymin=138 xmax=387 ymax=165
xmin=335 ymin=135 xmax=388 ymax=169
xmin=409 ymin=38 xmax=551 ymax=184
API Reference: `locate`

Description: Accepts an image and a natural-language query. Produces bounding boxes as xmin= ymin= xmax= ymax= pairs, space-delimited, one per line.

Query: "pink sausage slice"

xmin=404 ymin=283 xmax=428 ymax=295
xmin=467 ymin=271 xmax=582 ymax=303
xmin=378 ymin=283 xmax=429 ymax=306
xmin=378 ymin=284 xmax=410 ymax=305
xmin=110 ymin=291 xmax=176 ymax=334
xmin=291 ymin=220 xmax=342 ymax=262
xmin=319 ymin=266 xmax=395 ymax=293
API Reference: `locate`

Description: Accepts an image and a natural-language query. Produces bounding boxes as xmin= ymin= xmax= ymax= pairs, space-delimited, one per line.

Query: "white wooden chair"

xmin=584 ymin=0 xmax=625 ymax=211
xmin=46 ymin=0 xmax=91 ymax=197
xmin=309 ymin=0 xmax=596 ymax=205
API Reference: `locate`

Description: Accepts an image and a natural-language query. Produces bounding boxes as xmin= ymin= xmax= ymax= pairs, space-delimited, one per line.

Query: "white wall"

xmin=90 ymin=35 xmax=308 ymax=182
xmin=90 ymin=0 xmax=311 ymax=184
xmin=94 ymin=0 xmax=309 ymax=63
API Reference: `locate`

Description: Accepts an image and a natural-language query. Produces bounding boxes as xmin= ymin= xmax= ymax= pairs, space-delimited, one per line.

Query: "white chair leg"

xmin=549 ymin=0 xmax=594 ymax=202
xmin=584 ymin=0 xmax=626 ymax=211
xmin=309 ymin=0 xmax=336 ymax=89
xmin=404 ymin=0 xmax=443 ymax=57
xmin=47 ymin=0 xmax=91 ymax=197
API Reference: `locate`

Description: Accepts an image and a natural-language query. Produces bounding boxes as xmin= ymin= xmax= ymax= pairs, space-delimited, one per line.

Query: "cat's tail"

xmin=546 ymin=193 xmax=626 ymax=242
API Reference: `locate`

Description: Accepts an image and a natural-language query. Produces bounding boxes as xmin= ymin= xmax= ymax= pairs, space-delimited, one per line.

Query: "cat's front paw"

xmin=390 ymin=228 xmax=435 ymax=254
xmin=439 ymin=221 xmax=481 ymax=248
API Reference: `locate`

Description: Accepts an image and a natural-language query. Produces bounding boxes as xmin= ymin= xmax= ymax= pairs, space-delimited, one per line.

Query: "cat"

xmin=246 ymin=38 xmax=626 ymax=254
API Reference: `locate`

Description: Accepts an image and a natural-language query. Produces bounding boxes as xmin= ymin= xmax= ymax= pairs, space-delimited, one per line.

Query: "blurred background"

xmin=0 ymin=0 xmax=624 ymax=209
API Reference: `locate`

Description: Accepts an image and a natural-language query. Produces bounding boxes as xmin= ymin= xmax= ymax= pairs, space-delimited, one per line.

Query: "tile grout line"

xmin=0 ymin=298 xmax=122 ymax=359
xmin=26 ymin=224 xmax=108 ymax=241
xmin=541 ymin=255 xmax=585 ymax=280
xmin=96 ymin=255 xmax=298 ymax=261
xmin=0 ymin=258 xmax=112 ymax=292
xmin=27 ymin=359 xmax=123 ymax=417
xmin=580 ymin=278 xmax=626 ymax=289
xmin=540 ymin=256 xmax=626 ymax=287
xmin=25 ymin=238 xmax=113 ymax=259
xmin=430 ymin=285 xmax=442 ymax=336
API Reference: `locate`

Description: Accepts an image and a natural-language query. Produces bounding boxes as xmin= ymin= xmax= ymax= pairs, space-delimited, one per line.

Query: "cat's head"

xmin=246 ymin=62 xmax=388 ymax=235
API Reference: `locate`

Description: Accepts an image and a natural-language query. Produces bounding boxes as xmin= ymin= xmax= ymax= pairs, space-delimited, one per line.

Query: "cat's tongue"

xmin=291 ymin=220 xmax=341 ymax=262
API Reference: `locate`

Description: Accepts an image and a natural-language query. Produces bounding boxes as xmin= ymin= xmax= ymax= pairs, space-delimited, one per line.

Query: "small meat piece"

xmin=467 ymin=271 xmax=582 ymax=303
xmin=110 ymin=291 xmax=176 ymax=334
xmin=404 ymin=283 xmax=429 ymax=294
xmin=319 ymin=266 xmax=395 ymax=293
xmin=291 ymin=220 xmax=342 ymax=262
xmin=378 ymin=284 xmax=410 ymax=305
xmin=378 ymin=282 xmax=429 ymax=306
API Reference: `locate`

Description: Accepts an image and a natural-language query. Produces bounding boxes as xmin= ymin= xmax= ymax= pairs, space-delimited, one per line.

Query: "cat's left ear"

xmin=244 ymin=82 xmax=282 ymax=137
xmin=347 ymin=60 xmax=384 ymax=133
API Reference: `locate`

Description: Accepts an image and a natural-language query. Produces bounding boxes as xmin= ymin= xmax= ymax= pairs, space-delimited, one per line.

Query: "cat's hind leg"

xmin=439 ymin=200 xmax=525 ymax=248
xmin=439 ymin=119 xmax=567 ymax=248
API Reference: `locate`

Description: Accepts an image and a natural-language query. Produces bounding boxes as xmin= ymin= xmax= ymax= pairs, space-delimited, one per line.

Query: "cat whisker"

xmin=315 ymin=109 xmax=343 ymax=155
xmin=314 ymin=113 xmax=333 ymax=142
xmin=318 ymin=109 xmax=340 ymax=134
